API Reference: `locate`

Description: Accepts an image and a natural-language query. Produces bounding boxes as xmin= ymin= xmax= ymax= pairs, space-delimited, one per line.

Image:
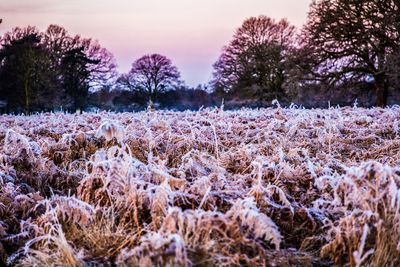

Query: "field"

xmin=1 ymin=107 xmax=400 ymax=266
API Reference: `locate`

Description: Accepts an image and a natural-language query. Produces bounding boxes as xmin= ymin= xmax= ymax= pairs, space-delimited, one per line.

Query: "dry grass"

xmin=1 ymin=106 xmax=400 ymax=266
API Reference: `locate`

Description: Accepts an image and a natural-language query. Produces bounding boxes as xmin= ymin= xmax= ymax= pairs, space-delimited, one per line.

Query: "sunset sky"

xmin=0 ymin=0 xmax=312 ymax=87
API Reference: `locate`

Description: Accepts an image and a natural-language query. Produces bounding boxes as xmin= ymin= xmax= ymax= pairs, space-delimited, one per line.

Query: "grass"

xmin=1 ymin=106 xmax=400 ymax=266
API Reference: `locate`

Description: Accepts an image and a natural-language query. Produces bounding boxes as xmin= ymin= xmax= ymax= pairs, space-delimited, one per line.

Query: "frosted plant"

xmin=96 ymin=120 xmax=125 ymax=143
xmin=15 ymin=216 xmax=84 ymax=267
xmin=150 ymin=180 xmax=174 ymax=230
xmin=1 ymin=107 xmax=400 ymax=266
xmin=227 ymin=197 xmax=282 ymax=250
xmin=4 ymin=130 xmax=38 ymax=158
xmin=36 ymin=196 xmax=95 ymax=226
xmin=271 ymin=99 xmax=281 ymax=108
xmin=320 ymin=162 xmax=400 ymax=266
xmin=116 ymin=233 xmax=188 ymax=267
xmin=265 ymin=184 xmax=293 ymax=212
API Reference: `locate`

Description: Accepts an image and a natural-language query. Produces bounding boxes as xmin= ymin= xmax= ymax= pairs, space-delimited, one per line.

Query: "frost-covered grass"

xmin=1 ymin=106 xmax=400 ymax=266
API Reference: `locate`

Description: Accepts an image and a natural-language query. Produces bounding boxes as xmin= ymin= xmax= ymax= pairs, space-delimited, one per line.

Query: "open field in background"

xmin=1 ymin=107 xmax=400 ymax=266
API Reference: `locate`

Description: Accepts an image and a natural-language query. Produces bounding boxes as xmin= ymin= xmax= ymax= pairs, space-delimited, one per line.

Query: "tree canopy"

xmin=0 ymin=25 xmax=117 ymax=112
xmin=211 ymin=16 xmax=296 ymax=101
xmin=118 ymin=54 xmax=182 ymax=102
xmin=0 ymin=27 xmax=55 ymax=112
xmin=304 ymin=0 xmax=400 ymax=106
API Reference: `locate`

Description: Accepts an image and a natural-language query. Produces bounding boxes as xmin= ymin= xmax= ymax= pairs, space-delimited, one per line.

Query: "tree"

xmin=304 ymin=0 xmax=400 ymax=107
xmin=61 ymin=47 xmax=99 ymax=111
xmin=387 ymin=48 xmax=400 ymax=91
xmin=42 ymin=25 xmax=118 ymax=95
xmin=85 ymin=39 xmax=118 ymax=91
xmin=0 ymin=27 xmax=55 ymax=113
xmin=211 ymin=16 xmax=296 ymax=101
xmin=41 ymin=25 xmax=117 ymax=110
xmin=0 ymin=24 xmax=117 ymax=112
xmin=120 ymin=54 xmax=182 ymax=102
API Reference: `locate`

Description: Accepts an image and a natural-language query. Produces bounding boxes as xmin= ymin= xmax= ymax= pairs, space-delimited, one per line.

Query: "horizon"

xmin=0 ymin=0 xmax=312 ymax=87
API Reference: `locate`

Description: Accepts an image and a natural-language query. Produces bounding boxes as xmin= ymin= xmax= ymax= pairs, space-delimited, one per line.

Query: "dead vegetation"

xmin=0 ymin=106 xmax=400 ymax=266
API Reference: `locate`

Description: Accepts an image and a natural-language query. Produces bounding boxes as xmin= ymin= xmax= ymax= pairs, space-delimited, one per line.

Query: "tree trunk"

xmin=24 ymin=79 xmax=30 ymax=114
xmin=375 ymin=74 xmax=388 ymax=107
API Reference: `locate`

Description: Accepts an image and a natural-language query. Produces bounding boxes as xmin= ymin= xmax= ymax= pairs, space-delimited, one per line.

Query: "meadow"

xmin=1 ymin=106 xmax=400 ymax=266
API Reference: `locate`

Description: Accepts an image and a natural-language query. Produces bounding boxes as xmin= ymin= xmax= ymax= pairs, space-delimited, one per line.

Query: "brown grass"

xmin=0 ymin=106 xmax=400 ymax=266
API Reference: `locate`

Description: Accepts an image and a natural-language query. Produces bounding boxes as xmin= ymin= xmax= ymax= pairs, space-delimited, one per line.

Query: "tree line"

xmin=1 ymin=0 xmax=400 ymax=113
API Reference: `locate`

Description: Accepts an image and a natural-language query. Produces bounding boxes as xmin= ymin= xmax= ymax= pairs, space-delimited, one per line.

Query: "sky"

xmin=0 ymin=0 xmax=312 ymax=87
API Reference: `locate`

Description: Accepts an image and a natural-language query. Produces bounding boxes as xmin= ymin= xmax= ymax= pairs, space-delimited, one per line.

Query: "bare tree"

xmin=86 ymin=42 xmax=117 ymax=90
xmin=42 ymin=25 xmax=118 ymax=91
xmin=42 ymin=25 xmax=72 ymax=55
xmin=304 ymin=0 xmax=400 ymax=107
xmin=122 ymin=54 xmax=182 ymax=102
xmin=211 ymin=16 xmax=296 ymax=101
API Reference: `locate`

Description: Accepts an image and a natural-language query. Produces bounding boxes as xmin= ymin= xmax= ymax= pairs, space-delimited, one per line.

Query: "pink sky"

xmin=0 ymin=0 xmax=312 ymax=87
